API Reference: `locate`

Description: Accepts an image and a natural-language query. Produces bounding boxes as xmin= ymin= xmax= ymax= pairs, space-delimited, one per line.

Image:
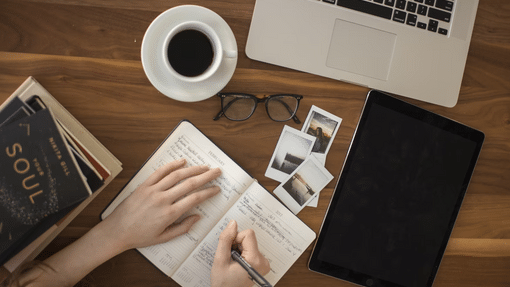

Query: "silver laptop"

xmin=246 ymin=0 xmax=479 ymax=107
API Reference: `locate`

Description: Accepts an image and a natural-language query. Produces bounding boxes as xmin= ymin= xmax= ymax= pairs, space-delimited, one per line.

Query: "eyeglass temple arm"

xmin=213 ymin=110 xmax=224 ymax=121
xmin=292 ymin=113 xmax=301 ymax=124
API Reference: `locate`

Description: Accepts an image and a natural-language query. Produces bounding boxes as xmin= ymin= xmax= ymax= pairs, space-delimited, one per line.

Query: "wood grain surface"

xmin=1 ymin=0 xmax=509 ymax=286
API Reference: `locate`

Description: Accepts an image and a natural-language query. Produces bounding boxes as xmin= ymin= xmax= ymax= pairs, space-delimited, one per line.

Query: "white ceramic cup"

xmin=162 ymin=21 xmax=237 ymax=83
xmin=141 ymin=5 xmax=238 ymax=102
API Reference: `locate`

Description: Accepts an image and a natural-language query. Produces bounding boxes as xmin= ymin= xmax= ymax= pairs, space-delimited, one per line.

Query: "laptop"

xmin=246 ymin=0 xmax=479 ymax=107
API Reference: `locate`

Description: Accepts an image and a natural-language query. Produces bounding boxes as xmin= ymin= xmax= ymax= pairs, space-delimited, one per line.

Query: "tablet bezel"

xmin=308 ymin=90 xmax=485 ymax=287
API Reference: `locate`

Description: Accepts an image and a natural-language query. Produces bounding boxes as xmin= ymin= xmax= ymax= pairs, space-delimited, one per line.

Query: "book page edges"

xmin=49 ymin=109 xmax=93 ymax=196
xmin=12 ymin=76 xmax=122 ymax=176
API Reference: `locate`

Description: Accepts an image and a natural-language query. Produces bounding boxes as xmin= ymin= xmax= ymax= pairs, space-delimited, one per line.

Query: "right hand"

xmin=211 ymin=220 xmax=271 ymax=287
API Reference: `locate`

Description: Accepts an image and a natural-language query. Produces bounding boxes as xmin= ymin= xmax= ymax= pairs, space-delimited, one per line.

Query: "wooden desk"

xmin=1 ymin=0 xmax=509 ymax=286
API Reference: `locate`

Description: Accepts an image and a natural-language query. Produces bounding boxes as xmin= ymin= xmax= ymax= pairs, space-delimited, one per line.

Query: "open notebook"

xmin=101 ymin=120 xmax=316 ymax=287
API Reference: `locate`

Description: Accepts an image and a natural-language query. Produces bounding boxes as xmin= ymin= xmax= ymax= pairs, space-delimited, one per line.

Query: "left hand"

xmin=101 ymin=159 xmax=222 ymax=252
xmin=13 ymin=159 xmax=222 ymax=287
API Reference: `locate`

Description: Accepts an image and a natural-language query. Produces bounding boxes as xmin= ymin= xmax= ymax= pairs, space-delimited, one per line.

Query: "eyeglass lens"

xmin=266 ymin=95 xmax=299 ymax=121
xmin=223 ymin=96 xmax=257 ymax=121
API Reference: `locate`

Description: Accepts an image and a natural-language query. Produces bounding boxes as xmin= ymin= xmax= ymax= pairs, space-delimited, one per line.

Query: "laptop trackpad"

xmin=326 ymin=19 xmax=397 ymax=81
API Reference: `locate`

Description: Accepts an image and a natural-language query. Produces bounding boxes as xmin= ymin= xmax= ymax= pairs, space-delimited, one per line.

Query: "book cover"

xmin=0 ymin=97 xmax=33 ymax=128
xmin=0 ymin=109 xmax=92 ymax=255
xmin=0 ymin=203 xmax=77 ymax=265
xmin=26 ymin=95 xmax=104 ymax=193
xmin=0 ymin=96 xmax=103 ymax=264
xmin=0 ymin=77 xmax=122 ymax=279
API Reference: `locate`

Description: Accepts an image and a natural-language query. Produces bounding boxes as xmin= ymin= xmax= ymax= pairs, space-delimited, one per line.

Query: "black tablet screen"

xmin=309 ymin=91 xmax=484 ymax=287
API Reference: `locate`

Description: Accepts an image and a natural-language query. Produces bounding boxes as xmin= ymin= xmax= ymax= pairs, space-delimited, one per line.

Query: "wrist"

xmin=41 ymin=218 xmax=129 ymax=286
xmin=91 ymin=219 xmax=131 ymax=255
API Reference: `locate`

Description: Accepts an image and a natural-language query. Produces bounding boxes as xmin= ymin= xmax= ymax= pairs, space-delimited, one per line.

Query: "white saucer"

xmin=141 ymin=5 xmax=237 ymax=102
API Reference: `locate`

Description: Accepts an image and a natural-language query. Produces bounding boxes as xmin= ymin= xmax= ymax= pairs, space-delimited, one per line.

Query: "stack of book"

xmin=0 ymin=77 xmax=122 ymax=281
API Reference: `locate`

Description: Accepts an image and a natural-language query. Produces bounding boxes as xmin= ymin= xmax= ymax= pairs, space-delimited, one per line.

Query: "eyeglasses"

xmin=213 ymin=93 xmax=303 ymax=123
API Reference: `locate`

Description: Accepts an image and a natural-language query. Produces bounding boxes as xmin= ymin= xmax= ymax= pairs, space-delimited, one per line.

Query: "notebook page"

xmin=101 ymin=121 xmax=254 ymax=276
xmin=172 ymin=183 xmax=316 ymax=287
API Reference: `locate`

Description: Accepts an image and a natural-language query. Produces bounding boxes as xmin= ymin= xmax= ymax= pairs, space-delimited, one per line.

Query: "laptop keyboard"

xmin=322 ymin=0 xmax=454 ymax=36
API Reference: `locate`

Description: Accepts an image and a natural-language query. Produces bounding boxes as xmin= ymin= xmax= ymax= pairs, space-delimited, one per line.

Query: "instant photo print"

xmin=265 ymin=125 xmax=316 ymax=182
xmin=274 ymin=156 xmax=333 ymax=214
xmin=301 ymin=105 xmax=342 ymax=165
xmin=302 ymin=105 xmax=342 ymax=207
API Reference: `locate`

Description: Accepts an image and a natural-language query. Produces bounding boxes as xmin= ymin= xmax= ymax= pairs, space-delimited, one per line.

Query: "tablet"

xmin=308 ymin=91 xmax=484 ymax=287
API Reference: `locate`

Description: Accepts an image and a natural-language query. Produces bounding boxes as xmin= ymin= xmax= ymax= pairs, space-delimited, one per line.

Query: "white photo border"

xmin=274 ymin=155 xmax=333 ymax=214
xmin=301 ymin=105 xmax=343 ymax=165
xmin=265 ymin=125 xmax=316 ymax=183
xmin=302 ymin=105 xmax=342 ymax=207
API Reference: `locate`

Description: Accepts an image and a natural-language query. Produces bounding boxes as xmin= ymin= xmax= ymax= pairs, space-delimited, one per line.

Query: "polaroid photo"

xmin=301 ymin=105 xmax=342 ymax=165
xmin=265 ymin=125 xmax=316 ymax=182
xmin=274 ymin=155 xmax=334 ymax=214
xmin=301 ymin=106 xmax=342 ymax=207
xmin=307 ymin=193 xmax=319 ymax=208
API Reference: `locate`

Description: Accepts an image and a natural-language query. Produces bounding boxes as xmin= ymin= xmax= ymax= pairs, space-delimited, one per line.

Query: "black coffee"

xmin=167 ymin=29 xmax=214 ymax=77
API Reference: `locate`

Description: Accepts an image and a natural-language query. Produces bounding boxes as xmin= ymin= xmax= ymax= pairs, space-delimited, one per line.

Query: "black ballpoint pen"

xmin=231 ymin=249 xmax=273 ymax=287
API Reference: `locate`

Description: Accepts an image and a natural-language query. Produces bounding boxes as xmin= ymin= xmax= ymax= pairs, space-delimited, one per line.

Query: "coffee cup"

xmin=163 ymin=21 xmax=237 ymax=83
xmin=141 ymin=5 xmax=238 ymax=102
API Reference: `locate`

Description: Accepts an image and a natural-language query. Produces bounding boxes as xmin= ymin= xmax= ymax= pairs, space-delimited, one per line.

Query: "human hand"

xmin=101 ymin=158 xmax=222 ymax=252
xmin=211 ymin=220 xmax=271 ymax=287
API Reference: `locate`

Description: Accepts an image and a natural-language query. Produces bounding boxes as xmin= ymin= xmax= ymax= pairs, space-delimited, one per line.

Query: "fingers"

xmin=235 ymin=229 xmax=270 ymax=275
xmin=156 ymin=165 xmax=213 ymax=191
xmin=166 ymin=167 xmax=221 ymax=201
xmin=159 ymin=215 xmax=201 ymax=242
xmin=235 ymin=229 xmax=259 ymax=254
xmin=172 ymin=185 xmax=221 ymax=212
xmin=214 ymin=220 xmax=238 ymax=267
xmin=142 ymin=159 xmax=187 ymax=187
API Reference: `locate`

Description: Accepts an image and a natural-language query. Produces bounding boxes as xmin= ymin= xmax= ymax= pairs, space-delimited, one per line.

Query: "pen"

xmin=231 ymin=249 xmax=273 ymax=287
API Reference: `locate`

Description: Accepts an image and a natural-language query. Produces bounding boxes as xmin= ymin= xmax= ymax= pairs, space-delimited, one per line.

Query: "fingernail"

xmin=212 ymin=167 xmax=222 ymax=175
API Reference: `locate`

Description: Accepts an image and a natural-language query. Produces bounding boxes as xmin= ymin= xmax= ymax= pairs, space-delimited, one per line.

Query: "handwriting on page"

xmin=137 ymin=133 xmax=252 ymax=277
xmin=237 ymin=195 xmax=305 ymax=256
xmin=173 ymin=187 xmax=311 ymax=286
xmin=156 ymin=135 xmax=243 ymax=201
